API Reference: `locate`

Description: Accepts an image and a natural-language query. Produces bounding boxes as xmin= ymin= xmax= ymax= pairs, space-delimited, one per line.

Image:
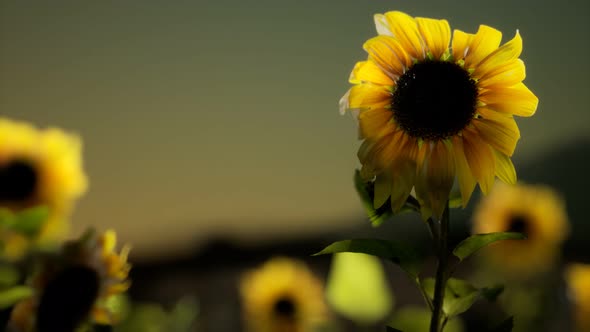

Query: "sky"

xmin=1 ymin=0 xmax=589 ymax=258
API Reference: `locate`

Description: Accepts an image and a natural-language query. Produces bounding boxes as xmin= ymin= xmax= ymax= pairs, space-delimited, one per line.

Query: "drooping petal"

xmin=452 ymin=136 xmax=477 ymax=207
xmin=358 ymin=108 xmax=396 ymax=140
xmin=479 ymin=83 xmax=538 ymax=117
xmin=348 ymin=83 xmax=391 ymax=109
xmin=473 ymin=108 xmax=520 ymax=156
xmin=493 ymin=149 xmax=517 ymax=184
xmin=382 ymin=11 xmax=426 ymax=60
xmin=477 ymin=59 xmax=526 ymax=88
xmin=363 ymin=36 xmax=412 ymax=79
xmin=339 ymin=89 xmax=351 ymax=115
xmin=374 ymin=171 xmax=392 ymax=208
xmin=464 ymin=25 xmax=502 ymax=68
xmin=358 ymin=130 xmax=404 ymax=171
xmin=374 ymin=13 xmax=393 ymax=36
xmin=472 ymin=31 xmax=522 ymax=79
xmin=377 ymin=130 xmax=407 ymax=169
xmin=423 ymin=140 xmax=456 ymax=219
xmin=416 ymin=17 xmax=451 ymax=59
xmin=389 ymin=135 xmax=419 ymax=212
xmin=463 ymin=128 xmax=496 ymax=194
xmin=452 ymin=29 xmax=475 ymax=61
xmin=349 ymin=61 xmax=394 ymax=86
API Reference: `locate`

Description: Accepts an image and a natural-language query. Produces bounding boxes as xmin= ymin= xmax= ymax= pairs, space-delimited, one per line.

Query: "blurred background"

xmin=1 ymin=1 xmax=589 ymax=331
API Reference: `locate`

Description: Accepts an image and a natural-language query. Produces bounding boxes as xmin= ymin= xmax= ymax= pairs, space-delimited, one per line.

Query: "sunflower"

xmin=565 ymin=263 xmax=590 ymax=332
xmin=9 ymin=229 xmax=131 ymax=332
xmin=240 ymin=257 xmax=328 ymax=332
xmin=0 ymin=118 xmax=87 ymax=259
xmin=472 ymin=183 xmax=569 ymax=277
xmin=340 ymin=11 xmax=538 ymax=220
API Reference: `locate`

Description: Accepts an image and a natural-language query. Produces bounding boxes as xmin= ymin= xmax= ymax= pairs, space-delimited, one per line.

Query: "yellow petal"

xmin=463 ymin=128 xmax=496 ymax=194
xmin=464 ymin=25 xmax=502 ymax=68
xmin=414 ymin=143 xmax=435 ymax=220
xmin=348 ymin=84 xmax=391 ymax=109
xmin=473 ymin=108 xmax=520 ymax=156
xmin=349 ymin=61 xmax=394 ymax=86
xmin=382 ymin=11 xmax=426 ymax=60
xmin=359 ymin=108 xmax=395 ymax=140
xmin=389 ymin=136 xmax=418 ymax=212
xmin=423 ymin=140 xmax=456 ymax=219
xmin=493 ymin=150 xmax=517 ymax=184
xmin=358 ymin=130 xmax=404 ymax=171
xmin=452 ymin=29 xmax=475 ymax=61
xmin=363 ymin=36 xmax=412 ymax=79
xmin=374 ymin=172 xmax=392 ymax=209
xmin=452 ymin=136 xmax=477 ymax=207
xmin=478 ymin=59 xmax=526 ymax=88
xmin=375 ymin=130 xmax=407 ymax=169
xmin=416 ymin=17 xmax=451 ymax=60
xmin=473 ymin=31 xmax=522 ymax=78
xmin=479 ymin=83 xmax=538 ymax=117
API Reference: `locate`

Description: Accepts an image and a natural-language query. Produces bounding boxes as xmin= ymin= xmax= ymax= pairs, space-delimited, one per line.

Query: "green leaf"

xmin=481 ymin=285 xmax=504 ymax=302
xmin=354 ymin=170 xmax=419 ymax=227
xmin=386 ymin=327 xmax=403 ymax=332
xmin=487 ymin=316 xmax=514 ymax=332
xmin=389 ymin=306 xmax=464 ymax=332
xmin=10 ymin=206 xmax=50 ymax=236
xmin=326 ymin=253 xmax=394 ymax=325
xmin=420 ymin=278 xmax=480 ymax=317
xmin=452 ymin=232 xmax=526 ymax=261
xmin=314 ymin=239 xmax=421 ymax=277
xmin=0 ymin=286 xmax=33 ymax=309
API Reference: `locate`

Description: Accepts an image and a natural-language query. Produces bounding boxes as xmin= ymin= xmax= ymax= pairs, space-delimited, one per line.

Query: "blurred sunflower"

xmin=565 ymin=263 xmax=590 ymax=332
xmin=472 ymin=183 xmax=569 ymax=277
xmin=240 ymin=257 xmax=328 ymax=332
xmin=0 ymin=118 xmax=87 ymax=259
xmin=340 ymin=11 xmax=538 ymax=219
xmin=9 ymin=229 xmax=131 ymax=332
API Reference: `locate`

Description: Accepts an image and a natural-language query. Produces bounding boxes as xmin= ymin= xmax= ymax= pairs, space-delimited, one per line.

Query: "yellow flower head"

xmin=340 ymin=11 xmax=538 ymax=219
xmin=565 ymin=263 xmax=590 ymax=332
xmin=9 ymin=229 xmax=131 ymax=331
xmin=0 ymin=118 xmax=87 ymax=259
xmin=472 ymin=183 xmax=569 ymax=278
xmin=240 ymin=257 xmax=328 ymax=332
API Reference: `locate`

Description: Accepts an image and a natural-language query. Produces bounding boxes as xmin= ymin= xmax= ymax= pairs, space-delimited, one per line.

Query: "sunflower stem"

xmin=429 ymin=203 xmax=450 ymax=332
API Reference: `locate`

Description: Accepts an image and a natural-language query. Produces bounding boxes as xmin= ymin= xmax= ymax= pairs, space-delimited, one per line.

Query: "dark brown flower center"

xmin=273 ymin=296 xmax=296 ymax=319
xmin=392 ymin=61 xmax=477 ymax=140
xmin=36 ymin=265 xmax=100 ymax=332
xmin=0 ymin=159 xmax=38 ymax=202
xmin=507 ymin=214 xmax=529 ymax=235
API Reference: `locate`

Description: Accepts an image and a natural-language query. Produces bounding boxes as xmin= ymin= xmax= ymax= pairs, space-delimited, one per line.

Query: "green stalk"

xmin=429 ymin=203 xmax=450 ymax=332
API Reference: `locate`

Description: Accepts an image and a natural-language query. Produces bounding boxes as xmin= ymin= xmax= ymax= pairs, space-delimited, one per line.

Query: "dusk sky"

xmin=1 ymin=1 xmax=588 ymax=259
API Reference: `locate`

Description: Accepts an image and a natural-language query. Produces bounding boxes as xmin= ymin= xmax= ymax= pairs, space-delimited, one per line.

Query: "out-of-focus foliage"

xmin=326 ymin=252 xmax=393 ymax=325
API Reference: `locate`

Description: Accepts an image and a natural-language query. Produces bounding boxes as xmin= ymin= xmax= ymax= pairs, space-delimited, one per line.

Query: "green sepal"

xmin=354 ymin=170 xmax=420 ymax=227
xmin=314 ymin=239 xmax=421 ymax=278
xmin=421 ymin=278 xmax=479 ymax=317
xmin=452 ymin=232 xmax=526 ymax=262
